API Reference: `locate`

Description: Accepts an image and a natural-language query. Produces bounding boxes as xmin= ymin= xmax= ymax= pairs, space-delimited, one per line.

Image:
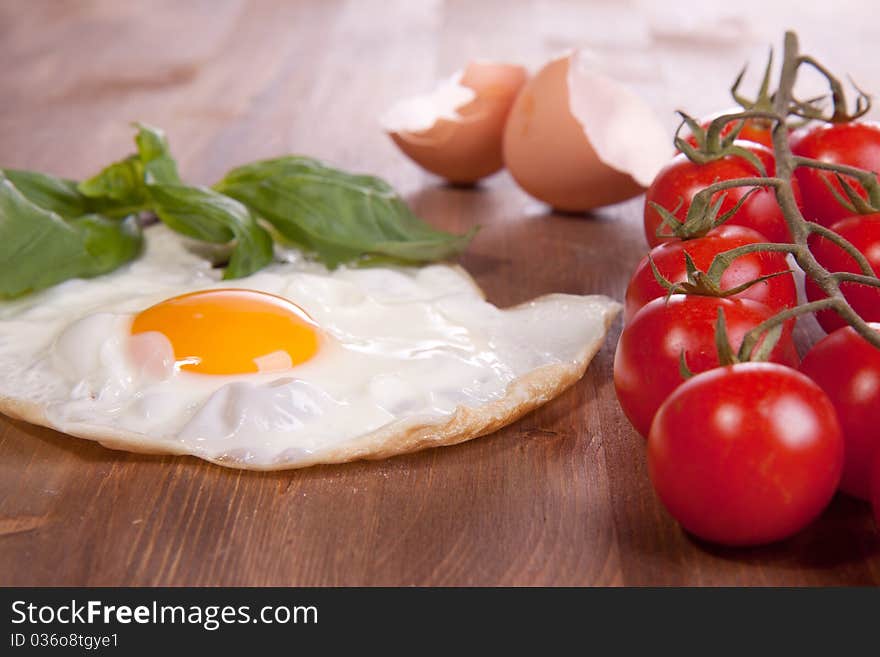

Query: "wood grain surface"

xmin=2 ymin=0 xmax=879 ymax=586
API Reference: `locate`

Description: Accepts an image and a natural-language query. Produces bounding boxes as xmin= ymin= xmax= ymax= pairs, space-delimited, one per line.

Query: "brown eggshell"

xmin=502 ymin=54 xmax=648 ymax=212
xmin=387 ymin=61 xmax=528 ymax=184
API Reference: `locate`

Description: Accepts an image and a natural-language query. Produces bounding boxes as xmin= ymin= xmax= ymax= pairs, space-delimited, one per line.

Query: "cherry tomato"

xmin=799 ymin=323 xmax=880 ymax=500
xmin=872 ymin=451 xmax=880 ymax=528
xmin=624 ymin=225 xmax=797 ymax=324
xmin=644 ymin=142 xmax=800 ymax=247
xmin=648 ymin=362 xmax=844 ymax=546
xmin=804 ymin=213 xmax=880 ymax=332
xmin=682 ymin=109 xmax=775 ymax=150
xmin=790 ymin=121 xmax=880 ymax=227
xmin=614 ymin=295 xmax=800 ymax=437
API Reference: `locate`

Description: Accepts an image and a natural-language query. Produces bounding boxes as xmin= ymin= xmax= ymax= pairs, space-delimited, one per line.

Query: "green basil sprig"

xmin=76 ymin=124 xmax=273 ymax=279
xmin=215 ymin=156 xmax=476 ymax=267
xmin=0 ymin=123 xmax=473 ymax=299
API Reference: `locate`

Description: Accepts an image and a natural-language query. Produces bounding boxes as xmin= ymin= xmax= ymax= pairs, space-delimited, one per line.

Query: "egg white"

xmin=0 ymin=225 xmax=619 ymax=468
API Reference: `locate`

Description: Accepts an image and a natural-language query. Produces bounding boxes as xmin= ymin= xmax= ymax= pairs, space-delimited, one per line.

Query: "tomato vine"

xmin=672 ymin=31 xmax=880 ymax=356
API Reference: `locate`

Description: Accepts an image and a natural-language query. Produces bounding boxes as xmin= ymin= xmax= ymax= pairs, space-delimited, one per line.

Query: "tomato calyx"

xmin=648 ymin=247 xmax=793 ymax=302
xmin=651 ymin=176 xmax=781 ymax=242
xmin=677 ymin=350 xmax=695 ymax=381
xmin=729 ymin=48 xmax=809 ymax=131
xmin=717 ymin=306 xmax=786 ymax=366
xmin=649 ymin=190 xmax=748 ymax=241
xmin=675 ymin=112 xmax=769 ymax=176
xmin=794 ymin=54 xmax=871 ymax=124
xmin=677 ymin=305 xmax=789 ymax=381
xmin=730 ymin=49 xmax=777 ymax=116
xmin=822 ymin=172 xmax=880 ymax=215
xmin=675 ymin=52 xmax=789 ymax=171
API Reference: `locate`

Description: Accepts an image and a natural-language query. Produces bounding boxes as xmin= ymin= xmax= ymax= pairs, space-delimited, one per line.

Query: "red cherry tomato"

xmin=624 ymin=225 xmax=797 ymax=324
xmin=614 ymin=295 xmax=800 ymax=437
xmin=804 ymin=213 xmax=880 ymax=332
xmin=682 ymin=109 xmax=775 ymax=150
xmin=644 ymin=142 xmax=800 ymax=247
xmin=648 ymin=363 xmax=844 ymax=546
xmin=799 ymin=323 xmax=880 ymax=500
xmin=790 ymin=121 xmax=880 ymax=227
xmin=872 ymin=451 xmax=880 ymax=529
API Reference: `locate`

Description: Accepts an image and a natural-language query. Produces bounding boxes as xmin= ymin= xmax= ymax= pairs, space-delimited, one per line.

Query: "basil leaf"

xmin=3 ymin=169 xmax=140 ymax=220
xmin=147 ymin=183 xmax=273 ymax=279
xmin=78 ymin=154 xmax=148 ymax=207
xmin=214 ymin=156 xmax=474 ymax=267
xmin=0 ymin=173 xmax=142 ymax=299
xmin=134 ymin=123 xmax=180 ymax=185
xmin=77 ymin=123 xmax=180 ymax=214
xmin=1 ymin=170 xmax=91 ymax=217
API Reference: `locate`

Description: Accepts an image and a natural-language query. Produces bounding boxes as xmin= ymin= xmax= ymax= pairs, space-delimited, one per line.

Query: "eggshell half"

xmin=503 ymin=52 xmax=670 ymax=212
xmin=383 ymin=61 xmax=528 ymax=184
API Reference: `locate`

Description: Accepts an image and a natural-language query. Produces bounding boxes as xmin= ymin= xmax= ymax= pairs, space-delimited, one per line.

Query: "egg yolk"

xmin=130 ymin=289 xmax=319 ymax=375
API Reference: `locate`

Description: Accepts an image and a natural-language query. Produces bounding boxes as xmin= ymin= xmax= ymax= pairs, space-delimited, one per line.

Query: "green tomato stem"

xmin=703 ymin=110 xmax=785 ymax=147
xmin=704 ymin=242 xmax=798 ymax=282
xmin=833 ymin=271 xmax=880 ymax=288
xmin=806 ymin=222 xmax=875 ymax=275
xmin=737 ymin=299 xmax=837 ymax=361
xmin=791 ymin=156 xmax=880 ymax=207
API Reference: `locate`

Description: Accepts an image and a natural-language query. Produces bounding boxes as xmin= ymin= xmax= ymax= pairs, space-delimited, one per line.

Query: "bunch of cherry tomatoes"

xmin=613 ymin=82 xmax=880 ymax=546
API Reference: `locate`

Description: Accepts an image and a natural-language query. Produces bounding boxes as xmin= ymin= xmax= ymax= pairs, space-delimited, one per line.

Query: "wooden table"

xmin=2 ymin=0 xmax=878 ymax=586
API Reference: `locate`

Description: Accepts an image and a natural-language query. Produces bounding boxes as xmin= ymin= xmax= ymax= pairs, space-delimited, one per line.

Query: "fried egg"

xmin=0 ymin=225 xmax=619 ymax=470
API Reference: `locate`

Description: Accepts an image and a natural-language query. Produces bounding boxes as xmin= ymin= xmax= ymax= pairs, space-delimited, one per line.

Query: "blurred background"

xmin=2 ymin=0 xmax=877 ymax=193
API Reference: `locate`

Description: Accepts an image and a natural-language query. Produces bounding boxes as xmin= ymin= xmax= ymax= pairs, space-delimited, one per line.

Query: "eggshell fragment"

xmin=382 ymin=61 xmax=528 ymax=184
xmin=503 ymin=51 xmax=670 ymax=212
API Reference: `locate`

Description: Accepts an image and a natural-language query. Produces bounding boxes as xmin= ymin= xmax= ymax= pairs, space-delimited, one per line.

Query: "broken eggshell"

xmin=503 ymin=50 xmax=671 ymax=212
xmin=382 ymin=61 xmax=528 ymax=185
